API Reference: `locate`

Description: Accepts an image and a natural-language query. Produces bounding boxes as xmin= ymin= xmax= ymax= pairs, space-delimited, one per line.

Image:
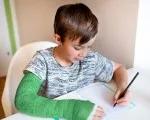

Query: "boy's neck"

xmin=53 ymin=47 xmax=73 ymax=67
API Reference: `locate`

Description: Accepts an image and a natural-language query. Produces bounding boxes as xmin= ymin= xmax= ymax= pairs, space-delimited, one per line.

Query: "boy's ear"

xmin=54 ymin=34 xmax=62 ymax=45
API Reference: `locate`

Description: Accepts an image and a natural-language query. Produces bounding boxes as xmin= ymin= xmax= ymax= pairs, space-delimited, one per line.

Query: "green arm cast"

xmin=15 ymin=72 xmax=94 ymax=120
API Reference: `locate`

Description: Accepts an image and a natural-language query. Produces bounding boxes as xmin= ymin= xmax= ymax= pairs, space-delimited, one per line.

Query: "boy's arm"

xmin=112 ymin=62 xmax=131 ymax=105
xmin=15 ymin=72 xmax=94 ymax=120
xmin=112 ymin=63 xmax=128 ymax=90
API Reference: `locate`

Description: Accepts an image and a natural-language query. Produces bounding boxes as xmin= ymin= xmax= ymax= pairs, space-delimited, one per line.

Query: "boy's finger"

xmin=94 ymin=110 xmax=105 ymax=116
xmin=118 ymin=101 xmax=128 ymax=106
xmin=94 ymin=113 xmax=105 ymax=117
xmin=114 ymin=90 xmax=131 ymax=102
xmin=117 ymin=99 xmax=127 ymax=103
xmin=97 ymin=106 xmax=104 ymax=111
xmin=115 ymin=97 xmax=129 ymax=106
xmin=92 ymin=115 xmax=103 ymax=120
xmin=116 ymin=100 xmax=128 ymax=106
xmin=116 ymin=97 xmax=127 ymax=102
xmin=114 ymin=90 xmax=122 ymax=100
xmin=117 ymin=91 xmax=131 ymax=102
xmin=96 ymin=110 xmax=104 ymax=115
xmin=93 ymin=106 xmax=105 ymax=118
xmin=93 ymin=114 xmax=104 ymax=119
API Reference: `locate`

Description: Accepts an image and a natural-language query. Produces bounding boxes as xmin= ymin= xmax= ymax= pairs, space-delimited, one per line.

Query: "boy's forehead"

xmin=73 ymin=37 xmax=96 ymax=46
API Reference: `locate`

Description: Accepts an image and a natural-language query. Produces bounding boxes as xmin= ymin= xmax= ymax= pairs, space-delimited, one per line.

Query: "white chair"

xmin=1 ymin=41 xmax=57 ymax=117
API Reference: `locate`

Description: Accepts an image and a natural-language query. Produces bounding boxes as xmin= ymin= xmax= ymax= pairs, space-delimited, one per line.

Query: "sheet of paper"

xmin=55 ymin=91 xmax=82 ymax=100
xmin=77 ymin=82 xmax=135 ymax=120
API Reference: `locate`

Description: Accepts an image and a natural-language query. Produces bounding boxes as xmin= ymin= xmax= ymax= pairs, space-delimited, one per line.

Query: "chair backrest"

xmin=1 ymin=41 xmax=57 ymax=117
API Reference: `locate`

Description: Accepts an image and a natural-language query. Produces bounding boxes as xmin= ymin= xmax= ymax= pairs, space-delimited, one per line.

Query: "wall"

xmin=134 ymin=0 xmax=150 ymax=70
xmin=14 ymin=0 xmax=77 ymax=45
xmin=0 ymin=0 xmax=20 ymax=76
xmin=15 ymin=0 xmax=139 ymax=68
xmin=80 ymin=0 xmax=138 ymax=68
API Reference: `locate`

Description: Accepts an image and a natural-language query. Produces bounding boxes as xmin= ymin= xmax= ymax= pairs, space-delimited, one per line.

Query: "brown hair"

xmin=54 ymin=3 xmax=98 ymax=44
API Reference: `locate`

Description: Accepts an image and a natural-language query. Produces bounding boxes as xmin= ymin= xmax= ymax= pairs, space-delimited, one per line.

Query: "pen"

xmin=113 ymin=72 xmax=139 ymax=107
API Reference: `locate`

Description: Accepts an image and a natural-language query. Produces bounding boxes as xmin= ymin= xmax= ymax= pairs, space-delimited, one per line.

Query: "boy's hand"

xmin=114 ymin=89 xmax=132 ymax=106
xmin=92 ymin=106 xmax=105 ymax=120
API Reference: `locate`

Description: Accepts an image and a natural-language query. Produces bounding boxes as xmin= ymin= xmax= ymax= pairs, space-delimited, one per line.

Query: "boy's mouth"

xmin=74 ymin=57 xmax=84 ymax=61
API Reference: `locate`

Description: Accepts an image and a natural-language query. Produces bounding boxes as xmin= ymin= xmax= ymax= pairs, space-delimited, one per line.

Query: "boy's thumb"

xmin=114 ymin=90 xmax=121 ymax=101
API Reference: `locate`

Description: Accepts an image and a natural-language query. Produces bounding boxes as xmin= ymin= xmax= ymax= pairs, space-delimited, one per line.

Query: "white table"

xmin=2 ymin=68 xmax=150 ymax=120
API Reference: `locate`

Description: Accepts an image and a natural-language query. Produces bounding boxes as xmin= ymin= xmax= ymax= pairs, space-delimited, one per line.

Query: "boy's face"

xmin=59 ymin=37 xmax=96 ymax=64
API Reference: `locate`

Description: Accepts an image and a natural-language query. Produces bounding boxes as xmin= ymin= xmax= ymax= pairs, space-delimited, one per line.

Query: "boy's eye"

xmin=74 ymin=46 xmax=82 ymax=50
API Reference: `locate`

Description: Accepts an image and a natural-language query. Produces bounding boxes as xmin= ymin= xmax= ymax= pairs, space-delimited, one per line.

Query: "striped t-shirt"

xmin=24 ymin=47 xmax=113 ymax=98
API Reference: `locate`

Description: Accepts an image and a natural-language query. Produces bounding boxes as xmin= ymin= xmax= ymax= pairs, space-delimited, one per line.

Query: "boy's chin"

xmin=72 ymin=59 xmax=81 ymax=63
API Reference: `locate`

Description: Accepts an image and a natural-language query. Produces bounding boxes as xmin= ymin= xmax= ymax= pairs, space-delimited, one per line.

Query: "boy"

xmin=15 ymin=3 xmax=131 ymax=120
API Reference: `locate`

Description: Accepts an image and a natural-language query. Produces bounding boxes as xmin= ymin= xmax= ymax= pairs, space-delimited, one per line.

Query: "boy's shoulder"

xmin=34 ymin=47 xmax=54 ymax=60
xmin=36 ymin=47 xmax=53 ymax=55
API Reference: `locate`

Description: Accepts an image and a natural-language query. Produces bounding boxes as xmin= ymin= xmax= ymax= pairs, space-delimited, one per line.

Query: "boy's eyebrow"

xmin=74 ymin=45 xmax=82 ymax=47
xmin=74 ymin=44 xmax=92 ymax=48
xmin=74 ymin=44 xmax=85 ymax=47
xmin=73 ymin=43 xmax=82 ymax=47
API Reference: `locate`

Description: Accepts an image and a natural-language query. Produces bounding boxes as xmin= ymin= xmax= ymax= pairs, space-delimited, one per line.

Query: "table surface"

xmin=2 ymin=68 xmax=150 ymax=120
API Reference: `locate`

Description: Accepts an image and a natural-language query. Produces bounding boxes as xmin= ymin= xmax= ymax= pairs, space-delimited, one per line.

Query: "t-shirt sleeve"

xmin=94 ymin=52 xmax=114 ymax=82
xmin=24 ymin=51 xmax=46 ymax=81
